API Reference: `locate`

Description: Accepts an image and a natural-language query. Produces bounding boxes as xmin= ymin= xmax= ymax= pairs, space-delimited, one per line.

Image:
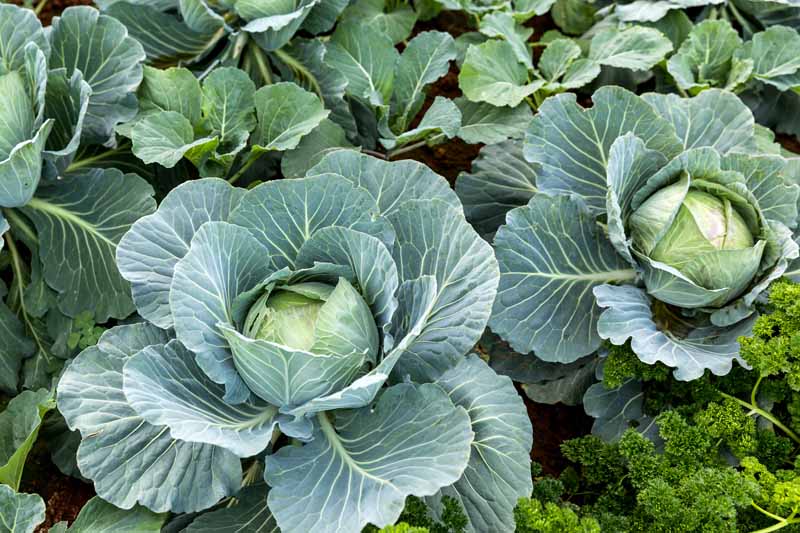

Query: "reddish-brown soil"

xmin=11 ymin=0 xmax=92 ymax=25
xmin=21 ymin=447 xmax=94 ymax=532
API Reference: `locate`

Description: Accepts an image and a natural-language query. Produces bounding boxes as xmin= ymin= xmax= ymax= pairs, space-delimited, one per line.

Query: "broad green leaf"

xmin=0 ymin=293 xmax=36 ymax=395
xmin=390 ymin=31 xmax=457 ymax=133
xmin=525 ymin=87 xmax=681 ymax=211
xmin=124 ymin=339 xmax=278 ymax=457
xmin=230 ymin=174 xmax=387 ymax=268
xmin=384 ymin=97 xmax=461 ymax=149
xmin=538 ymin=38 xmax=581 ymax=81
xmin=137 ymin=66 xmax=202 ymax=124
xmin=616 ymin=0 xmax=724 ymax=22
xmin=605 ymin=133 xmax=670 ymax=266
xmin=0 ymin=485 xmax=44 ymax=533
xmin=388 ymin=200 xmax=499 ymax=381
xmin=265 ymin=383 xmax=472 ymax=533
xmin=184 ymin=485 xmax=277 ymax=533
xmin=22 ymin=168 xmax=156 ymax=320
xmin=49 ymin=7 xmax=146 ymax=145
xmin=589 ymin=26 xmax=673 ymax=71
xmin=594 ymin=284 xmax=756 ymax=380
xmin=252 ymin=82 xmax=329 ymax=152
xmin=0 ymin=5 xmax=49 ymax=74
xmin=42 ymin=69 xmax=91 ymax=178
xmin=428 ymin=356 xmax=532 ymax=532
xmin=552 ymin=0 xmax=596 ymax=35
xmin=455 ymin=140 xmax=537 ymax=239
xmin=306 ymin=150 xmax=460 ymax=217
xmin=456 ymin=98 xmax=532 ymax=145
xmin=0 ymin=71 xmax=35 ymax=161
xmin=460 ymin=40 xmax=543 ymax=107
xmin=325 ymin=22 xmax=399 ymax=106
xmin=281 ymin=38 xmax=357 ymax=143
xmin=104 ymin=3 xmax=218 ymax=65
xmin=666 ymin=19 xmax=744 ymax=92
xmin=642 ymin=89 xmax=755 ymax=153
xmin=491 ymin=194 xmax=636 ymax=362
xmin=0 ymin=389 xmax=53 ymax=490
xmin=130 ymin=111 xmax=217 ymax=168
xmin=170 ymin=222 xmax=275 ymax=403
xmin=301 ymin=0 xmax=349 ymax=34
xmin=340 ymin=0 xmax=417 ymax=44
xmin=57 ymin=323 xmax=242 ymax=513
xmin=117 ymin=178 xmax=245 ymax=329
xmin=238 ymin=0 xmax=320 ymax=51
xmin=281 ymin=120 xmax=352 ymax=178
xmin=201 ymin=67 xmax=256 ymax=156
xmin=583 ymin=379 xmax=656 ymax=442
xmin=62 ymin=497 xmax=167 ymax=532
xmin=179 ymin=0 xmax=225 ymax=34
xmin=479 ymin=12 xmax=533 ymax=68
xmin=746 ymin=25 xmax=800 ymax=90
xmin=721 ymin=153 xmax=799 ymax=229
xmin=482 ymin=332 xmax=598 ymax=405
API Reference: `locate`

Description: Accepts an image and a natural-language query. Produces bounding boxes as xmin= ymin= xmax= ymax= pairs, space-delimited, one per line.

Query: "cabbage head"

xmin=464 ymin=87 xmax=799 ymax=381
xmin=57 ymin=152 xmax=533 ymax=533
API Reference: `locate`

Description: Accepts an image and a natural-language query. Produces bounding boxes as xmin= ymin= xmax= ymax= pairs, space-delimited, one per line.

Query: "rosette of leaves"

xmin=57 ymin=151 xmax=534 ymax=533
xmin=460 ymin=86 xmax=800 ymax=382
xmin=427 ymin=0 xmax=557 ymax=20
xmin=0 ymin=5 xmax=157 ymax=393
xmin=315 ymin=22 xmax=531 ymax=155
xmin=117 ymin=65 xmax=328 ymax=179
xmin=459 ymin=20 xmax=673 ymax=107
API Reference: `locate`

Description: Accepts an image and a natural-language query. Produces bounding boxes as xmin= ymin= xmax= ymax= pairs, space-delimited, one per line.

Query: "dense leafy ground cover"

xmin=1 ymin=0 xmax=800 ymax=531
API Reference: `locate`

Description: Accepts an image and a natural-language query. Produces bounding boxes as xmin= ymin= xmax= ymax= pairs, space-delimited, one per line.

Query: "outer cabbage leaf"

xmin=588 ymin=26 xmax=673 ymax=71
xmin=594 ymin=284 xmax=756 ymax=380
xmin=339 ymin=0 xmax=416 ymax=44
xmin=666 ymin=20 xmax=747 ymax=92
xmin=583 ymin=378 xmax=657 ymax=442
xmin=745 ymin=25 xmax=800 ymax=91
xmin=123 ymin=339 xmax=279 ymax=457
xmin=0 ymin=296 xmax=35 ymax=394
xmin=456 ymin=140 xmax=537 ymax=239
xmin=0 ymin=485 xmax=44 ymax=533
xmin=616 ymin=0 xmax=725 ymax=22
xmin=388 ymin=199 xmax=499 ymax=381
xmin=252 ymin=82 xmax=329 ymax=153
xmin=49 ymin=7 xmax=146 ymax=145
xmin=22 ymin=168 xmax=156 ymax=320
xmin=57 ymin=323 xmax=242 ymax=513
xmin=491 ymin=193 xmax=636 ymax=362
xmin=525 ymin=87 xmax=682 ymax=211
xmin=427 ymin=355 xmax=532 ymax=532
xmin=0 ymin=5 xmax=49 ymax=73
xmin=184 ymin=485 xmax=277 ymax=533
xmin=63 ymin=497 xmax=167 ymax=533
xmin=170 ymin=221 xmax=276 ymax=403
xmin=265 ymin=383 xmax=472 ymax=533
xmin=116 ymin=178 xmax=246 ymax=329
xmin=229 ymin=173 xmax=389 ymax=269
xmin=642 ymin=90 xmax=755 ymax=153
xmin=307 ymin=150 xmax=460 ymax=217
xmin=0 ymin=389 xmax=54 ymax=490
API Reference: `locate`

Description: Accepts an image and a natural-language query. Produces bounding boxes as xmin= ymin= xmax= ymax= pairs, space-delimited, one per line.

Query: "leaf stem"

xmin=33 ymin=0 xmax=48 ymax=15
xmin=361 ymin=149 xmax=387 ymax=160
xmin=750 ymin=504 xmax=800 ymax=532
xmin=272 ymin=48 xmax=323 ymax=100
xmin=718 ymin=391 xmax=800 ymax=444
xmin=227 ymin=151 xmax=262 ymax=185
xmin=2 ymin=209 xmax=38 ymax=246
xmin=387 ymin=133 xmax=445 ymax=159
xmin=66 ymin=142 xmax=131 ymax=173
xmin=250 ymin=45 xmax=273 ymax=86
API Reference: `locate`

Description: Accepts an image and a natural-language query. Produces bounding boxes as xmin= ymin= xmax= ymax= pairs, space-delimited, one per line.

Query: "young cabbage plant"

xmin=58 ymin=152 xmax=533 ymax=533
xmin=459 ymin=87 xmax=800 ymax=381
xmin=459 ymin=20 xmax=673 ymax=108
xmin=0 ymin=5 xmax=157 ymax=392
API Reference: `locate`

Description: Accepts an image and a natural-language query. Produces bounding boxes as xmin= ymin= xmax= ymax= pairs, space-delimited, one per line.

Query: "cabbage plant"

xmin=460 ymin=87 xmax=799 ymax=381
xmin=57 ymin=151 xmax=533 ymax=533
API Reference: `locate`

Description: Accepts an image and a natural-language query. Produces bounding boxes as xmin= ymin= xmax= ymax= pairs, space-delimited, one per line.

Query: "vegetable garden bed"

xmin=1 ymin=1 xmax=800 ymax=532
